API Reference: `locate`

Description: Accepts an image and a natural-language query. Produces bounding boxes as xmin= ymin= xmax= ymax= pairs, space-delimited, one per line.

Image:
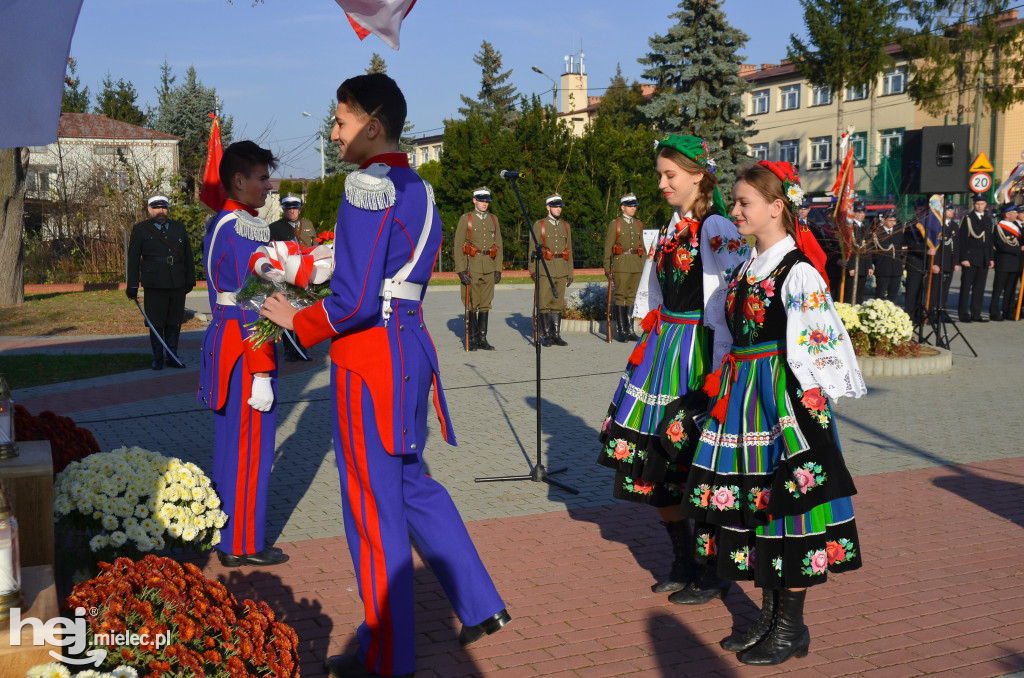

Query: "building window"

xmin=94 ymin=145 xmax=128 ymax=156
xmin=810 ymin=137 xmax=832 ymax=168
xmin=812 ymin=86 xmax=832 ymax=106
xmin=847 ymin=83 xmax=869 ymax=101
xmin=26 ymin=168 xmax=52 ymax=193
xmin=880 ymin=128 xmax=904 ymax=158
xmin=780 ymin=85 xmax=801 ymax=111
xmin=882 ymin=66 xmax=907 ymax=95
xmin=750 ymin=143 xmax=769 ymax=161
xmin=779 ymin=139 xmax=799 ymax=167
xmin=751 ymin=89 xmax=770 ymax=115
xmin=850 ymin=132 xmax=868 ymax=166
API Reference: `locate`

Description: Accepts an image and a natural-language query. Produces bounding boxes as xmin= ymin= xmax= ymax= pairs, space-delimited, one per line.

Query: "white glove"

xmin=247 ymin=375 xmax=274 ymax=412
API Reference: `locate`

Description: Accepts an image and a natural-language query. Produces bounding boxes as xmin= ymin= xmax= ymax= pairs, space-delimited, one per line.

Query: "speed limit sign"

xmin=970 ymin=172 xmax=992 ymax=192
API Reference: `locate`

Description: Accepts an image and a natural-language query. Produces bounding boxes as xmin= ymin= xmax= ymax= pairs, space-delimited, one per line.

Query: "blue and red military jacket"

xmin=293 ymin=152 xmax=456 ymax=455
xmin=198 ymin=200 xmax=276 ymax=411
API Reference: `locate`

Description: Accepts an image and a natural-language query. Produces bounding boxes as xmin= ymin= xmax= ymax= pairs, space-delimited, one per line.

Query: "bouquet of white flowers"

xmin=856 ymin=298 xmax=913 ymax=346
xmin=28 ymin=664 xmax=138 ymax=678
xmin=54 ymin=446 xmax=228 ymax=562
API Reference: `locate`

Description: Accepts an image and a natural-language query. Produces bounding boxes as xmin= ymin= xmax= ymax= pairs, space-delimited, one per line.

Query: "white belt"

xmin=380 ymin=279 xmax=423 ymax=322
xmin=216 ymin=291 xmax=238 ymax=306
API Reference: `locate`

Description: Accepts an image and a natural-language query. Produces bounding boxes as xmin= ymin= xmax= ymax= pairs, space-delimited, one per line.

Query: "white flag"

xmin=334 ymin=0 xmax=417 ymax=50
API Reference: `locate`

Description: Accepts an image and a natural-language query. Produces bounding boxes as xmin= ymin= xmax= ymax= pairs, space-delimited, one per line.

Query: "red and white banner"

xmin=334 ymin=0 xmax=417 ymax=50
xmin=829 ymin=145 xmax=856 ymax=260
xmin=199 ymin=114 xmax=226 ymax=212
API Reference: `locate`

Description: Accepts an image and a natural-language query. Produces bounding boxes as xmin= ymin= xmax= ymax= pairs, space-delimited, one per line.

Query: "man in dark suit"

xmin=927 ymin=203 xmax=960 ymax=317
xmin=126 ymin=195 xmax=196 ymax=369
xmin=844 ymin=203 xmax=872 ymax=303
xmin=871 ymin=210 xmax=902 ymax=301
xmin=903 ymin=199 xmax=931 ymax=323
xmin=990 ymin=203 xmax=1023 ymax=321
xmin=957 ymin=193 xmax=995 ymax=322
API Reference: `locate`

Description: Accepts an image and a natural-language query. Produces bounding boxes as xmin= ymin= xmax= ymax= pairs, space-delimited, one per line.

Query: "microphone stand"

xmin=919 ymin=211 xmax=976 ymax=356
xmin=474 ymin=175 xmax=578 ymax=494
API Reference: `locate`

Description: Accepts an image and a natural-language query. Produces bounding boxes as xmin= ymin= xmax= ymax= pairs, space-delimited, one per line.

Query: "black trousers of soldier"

xmin=990 ymin=270 xmax=1022 ymax=320
xmin=904 ymin=270 xmax=925 ymax=323
xmin=958 ymin=266 xmax=990 ymax=320
xmin=875 ymin=276 xmax=901 ymax=302
xmin=842 ymin=276 xmax=867 ymax=305
xmin=927 ymin=274 xmax=953 ymax=315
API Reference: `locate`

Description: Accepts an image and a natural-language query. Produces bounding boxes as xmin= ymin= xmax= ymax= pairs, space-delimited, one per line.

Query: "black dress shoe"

xmin=974 ymin=316 xmax=989 ymax=322
xmin=458 ymin=608 xmax=511 ymax=647
xmin=960 ymin=316 xmax=972 ymax=323
xmin=991 ymin=314 xmax=1004 ymax=321
xmin=217 ymin=546 xmax=289 ymax=567
xmin=668 ymin=571 xmax=731 ymax=605
xmin=151 ymin=359 xmax=164 ymax=370
xmin=165 ymin=358 xmax=186 ymax=368
xmin=323 ymin=652 xmax=414 ymax=677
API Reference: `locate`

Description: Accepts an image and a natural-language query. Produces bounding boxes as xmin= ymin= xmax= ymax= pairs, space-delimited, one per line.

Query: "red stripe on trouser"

xmin=234 ymin=371 xmax=254 ymax=552
xmin=339 ymin=372 xmax=394 ymax=675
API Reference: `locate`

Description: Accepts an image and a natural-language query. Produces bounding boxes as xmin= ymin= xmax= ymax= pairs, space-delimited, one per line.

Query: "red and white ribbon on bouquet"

xmin=248 ymin=240 xmax=334 ymax=288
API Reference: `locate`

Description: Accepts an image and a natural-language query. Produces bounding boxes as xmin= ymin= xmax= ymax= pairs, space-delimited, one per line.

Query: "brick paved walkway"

xmin=4 ymin=283 xmax=1024 ymax=677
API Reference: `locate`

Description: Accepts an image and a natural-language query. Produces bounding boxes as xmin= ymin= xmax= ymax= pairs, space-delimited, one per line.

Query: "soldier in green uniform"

xmin=604 ymin=193 xmax=645 ymax=342
xmin=126 ymin=195 xmax=196 ymax=369
xmin=268 ymin=193 xmax=318 ymax=247
xmin=268 ymin=193 xmax=317 ymax=361
xmin=453 ymin=186 xmax=503 ymax=350
xmin=529 ymin=193 xmax=573 ymax=347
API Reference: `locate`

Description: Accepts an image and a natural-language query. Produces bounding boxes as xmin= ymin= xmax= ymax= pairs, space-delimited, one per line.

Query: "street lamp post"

xmin=531 ymin=65 xmax=557 ymax=112
xmin=301 ymin=111 xmax=325 ymax=180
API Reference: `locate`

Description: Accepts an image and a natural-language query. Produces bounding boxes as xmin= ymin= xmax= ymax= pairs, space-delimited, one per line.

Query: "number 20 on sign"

xmin=970 ymin=172 xmax=992 ymax=192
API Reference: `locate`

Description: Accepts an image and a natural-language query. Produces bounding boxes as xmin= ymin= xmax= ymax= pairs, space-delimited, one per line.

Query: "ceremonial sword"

xmin=134 ymin=299 xmax=185 ymax=367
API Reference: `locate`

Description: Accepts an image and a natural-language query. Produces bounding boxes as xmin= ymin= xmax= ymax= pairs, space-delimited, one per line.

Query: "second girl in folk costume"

xmin=683 ymin=161 xmax=865 ymax=666
xmin=597 ymin=135 xmax=750 ymax=601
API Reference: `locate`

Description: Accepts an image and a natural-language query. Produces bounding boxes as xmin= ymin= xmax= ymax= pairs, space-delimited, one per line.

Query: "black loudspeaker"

xmin=901 ymin=125 xmax=970 ymax=194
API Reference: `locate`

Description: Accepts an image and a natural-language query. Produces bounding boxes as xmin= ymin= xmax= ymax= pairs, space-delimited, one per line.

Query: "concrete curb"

xmin=856 ymin=346 xmax=953 ymax=377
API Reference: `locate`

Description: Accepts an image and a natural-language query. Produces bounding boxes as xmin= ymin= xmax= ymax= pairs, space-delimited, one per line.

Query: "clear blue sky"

xmin=70 ymin=0 xmax=809 ymax=179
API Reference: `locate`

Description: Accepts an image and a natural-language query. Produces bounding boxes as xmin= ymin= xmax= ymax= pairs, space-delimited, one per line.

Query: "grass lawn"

xmin=0 ymin=290 xmax=206 ymax=336
xmin=0 ymin=353 xmax=153 ymax=389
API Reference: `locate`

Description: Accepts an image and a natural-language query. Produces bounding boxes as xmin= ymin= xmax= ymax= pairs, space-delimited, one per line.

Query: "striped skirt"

xmin=597 ymin=308 xmax=710 ymax=506
xmin=681 ymin=340 xmax=862 ymax=588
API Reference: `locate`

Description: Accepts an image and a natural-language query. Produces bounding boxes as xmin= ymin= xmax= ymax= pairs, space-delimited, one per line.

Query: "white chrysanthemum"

xmin=111 ymin=667 xmax=140 ymax=678
xmin=211 ymin=531 xmax=221 ymax=546
xmin=76 ymin=670 xmax=101 ymax=678
xmin=213 ymin=511 xmax=228 ymax=529
xmin=205 ymin=494 xmax=221 ymax=510
xmin=27 ymin=663 xmax=71 ymax=678
xmin=101 ymin=514 xmax=119 ymax=531
xmin=134 ymin=536 xmax=154 ymax=552
xmin=109 ymin=531 xmax=128 ymax=547
xmin=167 ymin=521 xmax=183 ymax=538
xmin=181 ymin=525 xmax=199 ymax=542
xmin=140 ymin=518 xmax=159 ymax=535
xmin=89 ymin=534 xmax=109 ymax=552
xmin=190 ymin=501 xmax=206 ymax=515
xmin=55 ymin=496 xmax=74 ymax=516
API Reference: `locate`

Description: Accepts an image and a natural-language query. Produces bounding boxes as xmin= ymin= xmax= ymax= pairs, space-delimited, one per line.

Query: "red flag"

xmin=335 ymin=0 xmax=417 ymax=50
xmin=830 ymin=146 xmax=856 ymax=260
xmin=200 ymin=113 xmax=225 ymax=212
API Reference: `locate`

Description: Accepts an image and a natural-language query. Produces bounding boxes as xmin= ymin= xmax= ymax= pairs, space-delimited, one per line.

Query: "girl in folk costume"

xmin=597 ymin=135 xmax=750 ymax=602
xmin=683 ymin=161 xmax=865 ymax=666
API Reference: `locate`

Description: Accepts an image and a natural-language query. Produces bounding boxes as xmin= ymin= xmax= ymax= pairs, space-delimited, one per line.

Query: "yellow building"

xmin=740 ymin=23 xmax=1024 ymax=198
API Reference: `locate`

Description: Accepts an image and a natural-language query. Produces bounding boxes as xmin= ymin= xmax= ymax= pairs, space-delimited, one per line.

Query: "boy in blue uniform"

xmin=262 ymin=73 xmax=509 ymax=678
xmin=198 ymin=141 xmax=288 ymax=568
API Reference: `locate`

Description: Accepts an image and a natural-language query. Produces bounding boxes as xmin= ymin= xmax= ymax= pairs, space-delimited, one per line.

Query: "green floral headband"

xmin=655 ymin=134 xmax=727 ymax=217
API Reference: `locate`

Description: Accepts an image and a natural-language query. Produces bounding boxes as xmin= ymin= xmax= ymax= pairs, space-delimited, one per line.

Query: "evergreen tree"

xmin=457 ymin=41 xmax=519 ymax=124
xmin=94 ymin=73 xmax=149 ymax=126
xmin=366 ymin=53 xmax=388 ymax=74
xmin=596 ymin=65 xmax=649 ymax=130
xmin=639 ymin=0 xmax=752 ymax=193
xmin=787 ymin=0 xmax=900 ymax=165
xmin=155 ymin=59 xmax=176 ymax=109
xmin=152 ymin=65 xmax=234 ymax=197
xmin=903 ymin=0 xmax=1024 ymax=152
xmin=61 ymin=56 xmax=90 ymax=113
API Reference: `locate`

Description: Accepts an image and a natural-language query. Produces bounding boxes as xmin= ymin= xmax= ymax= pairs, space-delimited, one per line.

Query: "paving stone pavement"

xmin=3 ymin=281 xmax=1024 ymax=676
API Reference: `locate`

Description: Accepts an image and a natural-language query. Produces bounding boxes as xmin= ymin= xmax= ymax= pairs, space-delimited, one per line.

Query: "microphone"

xmin=500 ymin=169 xmax=523 ymax=180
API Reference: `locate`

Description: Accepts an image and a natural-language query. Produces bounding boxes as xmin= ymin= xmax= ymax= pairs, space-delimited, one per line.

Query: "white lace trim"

xmin=233 ymin=210 xmax=270 ymax=242
xmin=623 ymin=381 xmax=677 ymax=406
xmin=698 ymin=415 xmax=800 ymax=448
xmin=345 ymin=163 xmax=396 ymax=211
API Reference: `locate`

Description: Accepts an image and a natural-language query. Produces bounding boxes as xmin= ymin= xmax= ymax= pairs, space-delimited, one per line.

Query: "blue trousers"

xmin=211 ymin=358 xmax=277 ymax=555
xmin=331 ymin=361 xmax=504 ymax=676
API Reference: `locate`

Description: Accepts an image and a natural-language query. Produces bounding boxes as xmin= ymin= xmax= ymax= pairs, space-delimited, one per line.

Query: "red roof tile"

xmin=57 ymin=113 xmax=179 ymax=141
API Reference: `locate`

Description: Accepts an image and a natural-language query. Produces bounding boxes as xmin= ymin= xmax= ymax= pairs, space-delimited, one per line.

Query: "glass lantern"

xmin=0 ymin=476 xmax=21 ymax=623
xmin=0 ymin=374 xmax=16 ymax=460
